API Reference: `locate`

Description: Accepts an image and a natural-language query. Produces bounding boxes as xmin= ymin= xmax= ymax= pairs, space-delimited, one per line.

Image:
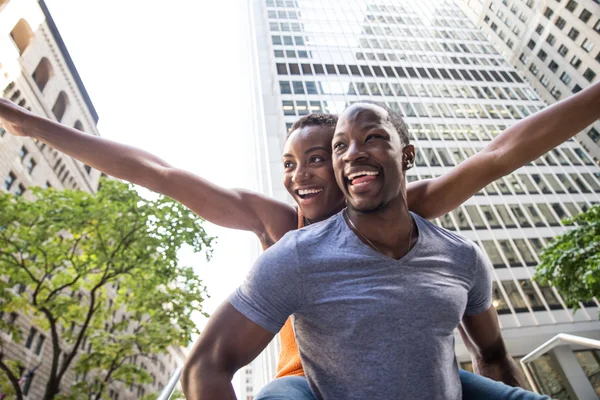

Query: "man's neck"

xmin=346 ymin=198 xmax=415 ymax=260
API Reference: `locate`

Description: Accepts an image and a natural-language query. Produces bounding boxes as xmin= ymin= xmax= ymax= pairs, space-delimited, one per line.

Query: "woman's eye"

xmin=366 ymin=134 xmax=381 ymax=142
xmin=284 ymin=161 xmax=294 ymax=169
xmin=310 ymin=155 xmax=325 ymax=163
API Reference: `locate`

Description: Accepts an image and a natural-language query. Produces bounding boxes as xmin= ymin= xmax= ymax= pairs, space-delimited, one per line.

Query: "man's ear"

xmin=402 ymin=145 xmax=415 ymax=171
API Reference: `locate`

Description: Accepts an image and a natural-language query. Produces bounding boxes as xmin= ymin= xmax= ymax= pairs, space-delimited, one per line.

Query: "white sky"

xmin=43 ymin=0 xmax=262 ymax=334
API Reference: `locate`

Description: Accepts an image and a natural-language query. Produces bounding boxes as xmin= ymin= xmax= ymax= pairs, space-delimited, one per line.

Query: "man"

xmin=182 ymin=102 xmax=531 ymax=399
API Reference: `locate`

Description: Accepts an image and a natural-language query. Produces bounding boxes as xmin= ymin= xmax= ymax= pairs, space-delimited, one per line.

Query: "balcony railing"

xmin=520 ymin=333 xmax=600 ymax=396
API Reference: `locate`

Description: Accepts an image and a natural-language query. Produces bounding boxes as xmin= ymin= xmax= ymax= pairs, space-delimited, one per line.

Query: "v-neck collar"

xmin=340 ymin=210 xmax=423 ymax=264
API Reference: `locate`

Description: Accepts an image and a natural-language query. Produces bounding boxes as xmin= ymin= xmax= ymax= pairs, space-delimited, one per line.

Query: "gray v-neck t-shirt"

xmin=230 ymin=211 xmax=493 ymax=399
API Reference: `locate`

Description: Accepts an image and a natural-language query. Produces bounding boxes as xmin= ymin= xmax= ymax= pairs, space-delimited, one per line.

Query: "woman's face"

xmin=282 ymin=125 xmax=345 ymax=222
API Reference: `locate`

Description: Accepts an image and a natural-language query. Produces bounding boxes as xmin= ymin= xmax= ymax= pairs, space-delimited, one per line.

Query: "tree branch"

xmin=43 ymin=274 xmax=82 ymax=304
xmin=0 ymin=354 xmax=24 ymax=400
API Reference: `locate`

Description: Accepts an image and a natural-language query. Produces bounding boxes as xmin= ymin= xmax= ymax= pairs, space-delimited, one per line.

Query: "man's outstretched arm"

xmin=461 ymin=306 xmax=526 ymax=387
xmin=408 ymin=81 xmax=600 ymax=220
xmin=182 ymin=301 xmax=274 ymax=399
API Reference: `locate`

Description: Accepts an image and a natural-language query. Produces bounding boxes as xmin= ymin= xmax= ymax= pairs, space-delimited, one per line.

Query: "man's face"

xmin=332 ymin=103 xmax=412 ymax=213
xmin=282 ymin=125 xmax=346 ymax=222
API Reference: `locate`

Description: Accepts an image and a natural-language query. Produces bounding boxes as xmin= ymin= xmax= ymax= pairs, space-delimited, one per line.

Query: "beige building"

xmin=459 ymin=0 xmax=600 ymax=163
xmin=0 ymin=0 xmax=184 ymax=398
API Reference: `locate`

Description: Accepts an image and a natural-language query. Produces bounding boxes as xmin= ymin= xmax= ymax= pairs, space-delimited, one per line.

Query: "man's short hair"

xmin=289 ymin=113 xmax=338 ymax=137
xmin=354 ymin=101 xmax=410 ymax=145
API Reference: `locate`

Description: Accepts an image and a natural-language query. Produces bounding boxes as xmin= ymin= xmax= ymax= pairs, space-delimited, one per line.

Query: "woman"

xmin=1 ymin=81 xmax=599 ymax=398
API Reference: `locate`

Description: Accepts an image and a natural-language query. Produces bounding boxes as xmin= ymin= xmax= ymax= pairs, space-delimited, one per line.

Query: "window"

xmin=279 ymin=81 xmax=291 ymax=95
xmin=519 ymin=53 xmax=528 ymax=64
xmin=52 ymin=91 xmax=69 ymax=122
xmin=583 ymin=68 xmax=597 ymax=82
xmin=529 ymin=63 xmax=539 ymax=76
xmin=565 ymin=0 xmax=578 ymax=12
xmin=579 ymin=9 xmax=592 ymax=22
xmin=26 ymin=158 xmax=36 ymax=174
xmin=15 ymin=184 xmax=25 ymax=196
xmin=543 ymin=7 xmax=554 ymax=18
xmin=535 ymin=24 xmax=544 ymax=35
xmin=546 ymin=34 xmax=557 ymax=45
xmin=568 ymin=28 xmax=580 ymax=41
xmin=540 ymin=74 xmax=550 ymax=87
xmin=25 ymin=327 xmax=37 ymax=349
xmin=34 ymin=334 xmax=45 ymax=355
xmin=537 ymin=49 xmax=548 ymax=61
xmin=581 ymin=38 xmax=594 ymax=53
xmin=548 ymin=60 xmax=559 ymax=72
xmin=557 ymin=44 xmax=568 ymax=57
xmin=589 ymin=127 xmax=600 ymax=143
xmin=570 ymin=55 xmax=582 ymax=68
xmin=10 ymin=19 xmax=34 ymax=54
xmin=4 ymin=172 xmax=16 ymax=191
xmin=22 ymin=372 xmax=35 ymax=396
xmin=555 ymin=16 xmax=566 ymax=29
xmin=32 ymin=57 xmax=53 ymax=92
xmin=18 ymin=146 xmax=28 ymax=161
xmin=527 ymin=39 xmax=536 ymax=50
xmin=595 ymin=19 xmax=600 ymax=33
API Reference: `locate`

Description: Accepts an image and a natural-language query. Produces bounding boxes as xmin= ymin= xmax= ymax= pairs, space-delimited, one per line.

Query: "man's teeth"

xmin=348 ymin=171 xmax=379 ymax=180
xmin=298 ymin=188 xmax=323 ymax=195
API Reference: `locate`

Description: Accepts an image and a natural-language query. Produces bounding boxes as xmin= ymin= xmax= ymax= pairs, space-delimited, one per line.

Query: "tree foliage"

xmin=534 ymin=205 xmax=600 ymax=312
xmin=0 ymin=180 xmax=214 ymax=399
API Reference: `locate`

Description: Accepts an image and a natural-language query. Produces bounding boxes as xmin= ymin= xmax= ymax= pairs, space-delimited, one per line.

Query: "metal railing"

xmin=157 ymin=366 xmax=182 ymax=400
xmin=159 ymin=334 xmax=600 ymax=398
xmin=519 ymin=333 xmax=600 ymax=394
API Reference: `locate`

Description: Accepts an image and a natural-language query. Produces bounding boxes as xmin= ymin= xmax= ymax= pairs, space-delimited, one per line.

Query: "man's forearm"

xmin=488 ymin=81 xmax=600 ymax=176
xmin=473 ymin=355 xmax=527 ymax=388
xmin=181 ymin=363 xmax=237 ymax=400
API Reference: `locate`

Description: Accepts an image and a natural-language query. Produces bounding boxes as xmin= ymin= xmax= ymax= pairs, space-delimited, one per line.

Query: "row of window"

xmin=280 ymin=79 xmax=537 ymax=102
xmin=438 ymin=199 xmax=594 ymax=236
xmin=282 ymin=98 xmax=540 ymax=122
xmin=272 ymin=32 xmax=500 ymax=57
xmin=414 ymin=143 xmax=598 ymax=174
xmin=274 ymin=48 xmax=510 ymax=72
xmin=269 ymin=18 xmax=486 ymax=43
xmin=492 ymin=279 xmax=563 ymax=314
xmin=266 ymin=0 xmax=466 ymax=19
xmin=275 ymin=62 xmax=525 ymax=87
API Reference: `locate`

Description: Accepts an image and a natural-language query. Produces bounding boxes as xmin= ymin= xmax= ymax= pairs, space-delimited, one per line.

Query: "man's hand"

xmin=462 ymin=306 xmax=527 ymax=388
xmin=474 ymin=356 xmax=526 ymax=387
xmin=0 ymin=98 xmax=33 ymax=137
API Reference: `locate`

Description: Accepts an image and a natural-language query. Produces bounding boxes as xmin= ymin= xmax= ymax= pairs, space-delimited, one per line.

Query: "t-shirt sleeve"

xmin=465 ymin=243 xmax=493 ymax=316
xmin=229 ymin=233 xmax=303 ymax=334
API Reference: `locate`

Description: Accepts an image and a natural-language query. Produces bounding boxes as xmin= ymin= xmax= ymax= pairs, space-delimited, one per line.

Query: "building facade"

xmin=0 ymin=1 xmax=184 ymax=398
xmin=459 ymin=0 xmax=600 ymax=163
xmin=244 ymin=0 xmax=600 ymax=397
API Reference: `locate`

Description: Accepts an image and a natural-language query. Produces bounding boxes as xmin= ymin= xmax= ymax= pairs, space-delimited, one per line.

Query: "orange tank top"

xmin=274 ymin=210 xmax=306 ymax=378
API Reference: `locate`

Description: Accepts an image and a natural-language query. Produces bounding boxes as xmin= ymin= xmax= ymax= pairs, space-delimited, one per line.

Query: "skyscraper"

xmin=0 ymin=1 xmax=185 ymax=397
xmin=244 ymin=0 xmax=600 ymax=396
xmin=459 ymin=0 xmax=600 ymax=163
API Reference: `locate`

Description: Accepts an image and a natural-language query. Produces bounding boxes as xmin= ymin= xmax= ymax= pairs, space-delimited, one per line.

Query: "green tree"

xmin=0 ymin=180 xmax=213 ymax=399
xmin=534 ymin=205 xmax=600 ymax=312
